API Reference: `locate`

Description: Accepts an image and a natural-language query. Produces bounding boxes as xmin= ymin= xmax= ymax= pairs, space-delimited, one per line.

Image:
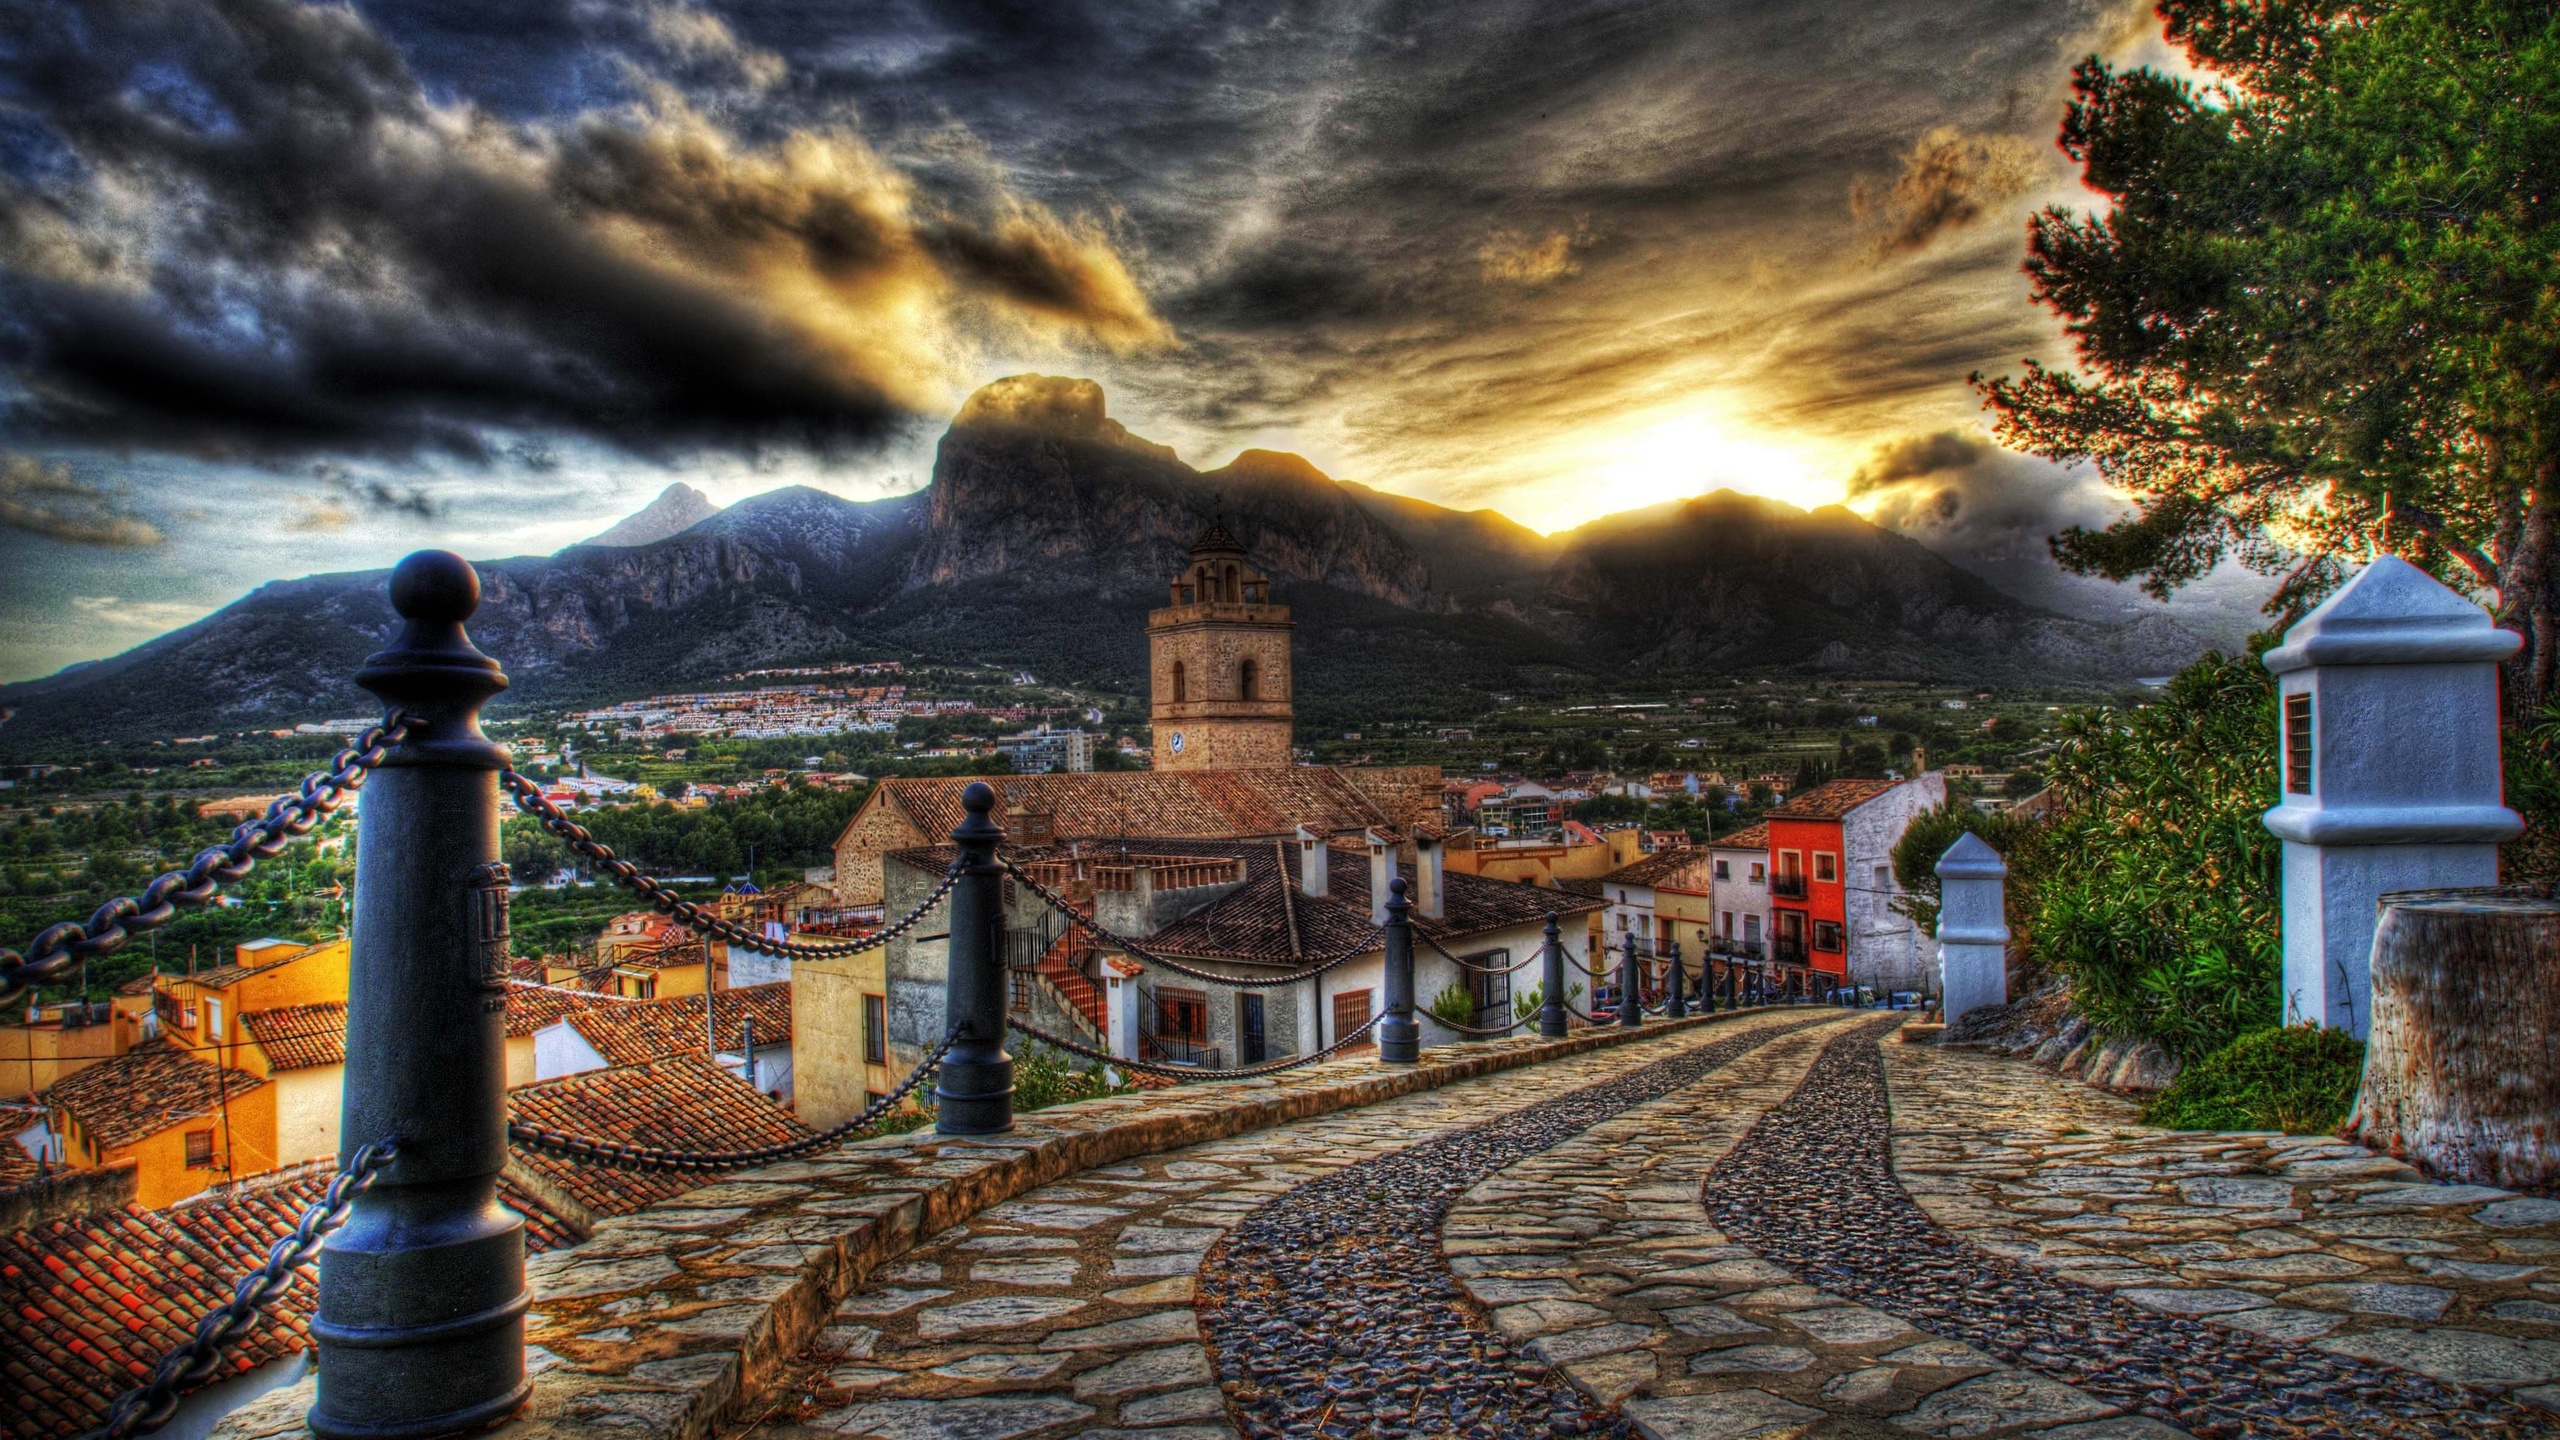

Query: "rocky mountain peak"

xmin=583 ymin=482 xmax=721 ymax=548
xmin=952 ymin=374 xmax=1179 ymax=463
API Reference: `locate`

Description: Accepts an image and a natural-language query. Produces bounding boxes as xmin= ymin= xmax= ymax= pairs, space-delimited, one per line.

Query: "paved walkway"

xmin=728 ymin=1009 xmax=1836 ymax=1440
xmin=707 ymin=1013 xmax=2560 ymax=1440
xmin=1885 ymin=1040 xmax=2560 ymax=1412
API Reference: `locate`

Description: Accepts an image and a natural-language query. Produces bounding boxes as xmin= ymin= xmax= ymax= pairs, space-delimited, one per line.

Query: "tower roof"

xmin=1189 ymin=518 xmax=1246 ymax=557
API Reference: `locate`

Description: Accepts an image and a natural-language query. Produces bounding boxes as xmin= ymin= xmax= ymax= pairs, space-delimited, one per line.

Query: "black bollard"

xmin=1378 ymin=877 xmax=1419 ymax=1064
xmin=314 ymin=551 xmax=527 ymax=1439
xmin=1618 ymin=930 xmax=1641 ymax=1027
xmin=1539 ymin=914 xmax=1568 ymax=1038
xmin=937 ymin=782 xmax=1014 ymax=1133
xmin=1665 ymin=940 xmax=1687 ymax=1018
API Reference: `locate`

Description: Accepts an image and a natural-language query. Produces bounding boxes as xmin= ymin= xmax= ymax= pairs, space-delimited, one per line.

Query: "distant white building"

xmin=1000 ymin=726 xmax=1096 ymax=774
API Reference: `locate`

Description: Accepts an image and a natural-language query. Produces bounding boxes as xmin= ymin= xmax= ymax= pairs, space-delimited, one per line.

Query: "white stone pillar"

xmin=1413 ymin=832 xmax=1446 ymax=920
xmin=1105 ymin=966 xmax=1139 ymax=1060
xmin=1366 ymin=828 xmax=1393 ymax=926
xmin=2262 ymin=556 xmax=2521 ymax=1037
xmin=1935 ymin=832 xmax=2008 ymax=1023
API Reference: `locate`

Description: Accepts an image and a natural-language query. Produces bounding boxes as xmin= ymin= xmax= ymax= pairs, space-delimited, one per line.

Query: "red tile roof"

xmin=1709 ymin=822 xmax=1772 ymax=851
xmin=556 ymin=983 xmax=792 ymax=1068
xmin=507 ymin=1054 xmax=813 ymax=1216
xmin=0 ymin=1164 xmax=579 ymax=1439
xmin=922 ymin=837 xmax=1602 ymax=969
xmin=1600 ymin=848 xmax=1719 ymax=890
xmin=46 ymin=1041 xmax=266 ymax=1151
xmin=874 ymin=769 xmax=1404 ymax=846
xmin=502 ymin=981 xmax=615 ymax=1039
xmin=1766 ymin=779 xmax=1905 ymax=821
xmin=240 ymin=1003 xmax=346 ymax=1072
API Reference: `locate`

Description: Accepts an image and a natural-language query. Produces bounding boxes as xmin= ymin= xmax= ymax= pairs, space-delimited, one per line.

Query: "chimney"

xmin=1366 ymin=828 xmax=1393 ymax=927
xmin=1296 ymin=824 xmax=1328 ymax=898
xmin=1414 ymin=831 xmax=1445 ymax=921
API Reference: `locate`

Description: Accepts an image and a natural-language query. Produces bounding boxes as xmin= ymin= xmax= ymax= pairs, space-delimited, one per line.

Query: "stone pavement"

xmin=1886 ymin=1038 xmax=2560 ymax=1411
xmin=1443 ymin=1019 xmax=2553 ymax=1439
xmin=725 ymin=1009 xmax=1837 ymax=1440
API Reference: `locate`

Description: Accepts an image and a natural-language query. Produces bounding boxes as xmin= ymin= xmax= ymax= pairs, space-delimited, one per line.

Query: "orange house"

xmin=43 ymin=1040 xmax=275 ymax=1209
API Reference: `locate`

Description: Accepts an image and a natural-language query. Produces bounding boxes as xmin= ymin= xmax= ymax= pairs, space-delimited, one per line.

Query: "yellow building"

xmin=789 ymin=921 xmax=895 ymax=1130
xmin=1443 ymin=826 xmax=1644 ymax=889
xmin=1 ymin=1001 xmax=119 ymax=1098
xmin=44 ymin=1040 xmax=275 ymax=1209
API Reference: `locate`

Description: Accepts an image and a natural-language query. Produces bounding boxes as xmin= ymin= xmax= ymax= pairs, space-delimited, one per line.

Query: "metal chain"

xmin=507 ymin=1028 xmax=958 ymax=1172
xmin=499 ymin=771 xmax=959 ymax=961
xmin=999 ymin=859 xmax=1380 ymax=989
xmin=2 ymin=717 xmax=418 ymax=1011
xmin=1417 ymin=932 xmax=1525 ymax=975
xmin=1425 ymin=1010 xmax=1527 ymax=1037
xmin=79 ymin=1141 xmax=398 ymax=1440
xmin=1008 ymin=1010 xmax=1384 ymax=1082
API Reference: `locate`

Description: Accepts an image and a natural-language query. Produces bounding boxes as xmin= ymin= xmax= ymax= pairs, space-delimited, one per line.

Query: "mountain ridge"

xmin=0 ymin=376 xmax=2212 ymax=752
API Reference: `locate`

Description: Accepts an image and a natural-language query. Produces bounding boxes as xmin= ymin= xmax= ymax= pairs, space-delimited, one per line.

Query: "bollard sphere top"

xmin=1389 ymin=875 xmax=1408 ymax=897
xmin=960 ymin=780 xmax=996 ymax=815
xmin=389 ymin=550 xmax=480 ymax=624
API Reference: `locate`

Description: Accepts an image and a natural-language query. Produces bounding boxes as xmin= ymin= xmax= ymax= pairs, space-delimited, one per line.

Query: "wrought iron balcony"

xmin=1771 ymin=872 xmax=1809 ymax=900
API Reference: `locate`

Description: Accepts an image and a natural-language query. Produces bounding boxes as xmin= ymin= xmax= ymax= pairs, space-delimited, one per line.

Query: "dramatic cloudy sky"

xmin=0 ymin=0 xmax=2249 ymax=683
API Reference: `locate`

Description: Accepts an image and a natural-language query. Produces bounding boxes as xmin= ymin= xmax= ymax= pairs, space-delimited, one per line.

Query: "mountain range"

xmin=0 ymin=375 xmax=2216 ymax=751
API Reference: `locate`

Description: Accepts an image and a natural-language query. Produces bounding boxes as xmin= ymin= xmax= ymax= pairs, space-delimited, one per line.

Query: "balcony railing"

xmin=1772 ymin=938 xmax=1809 ymax=966
xmin=1771 ymin=872 xmax=1809 ymax=900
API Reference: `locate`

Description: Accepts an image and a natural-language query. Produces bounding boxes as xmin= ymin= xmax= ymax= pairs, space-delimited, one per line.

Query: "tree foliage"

xmin=1980 ymin=0 xmax=2560 ymax=704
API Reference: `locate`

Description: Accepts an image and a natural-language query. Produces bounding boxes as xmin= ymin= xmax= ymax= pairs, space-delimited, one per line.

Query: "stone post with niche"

xmin=1933 ymin=832 xmax=2008 ymax=1025
xmin=2261 ymin=555 xmax=2521 ymax=1037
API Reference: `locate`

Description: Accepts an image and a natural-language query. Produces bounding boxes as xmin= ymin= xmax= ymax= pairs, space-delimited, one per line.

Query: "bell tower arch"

xmin=1148 ymin=521 xmax=1295 ymax=770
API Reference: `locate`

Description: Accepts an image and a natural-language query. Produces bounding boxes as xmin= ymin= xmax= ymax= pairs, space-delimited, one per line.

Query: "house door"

xmin=1331 ymin=988 xmax=1373 ymax=1049
xmin=1239 ymin=994 xmax=1267 ymax=1064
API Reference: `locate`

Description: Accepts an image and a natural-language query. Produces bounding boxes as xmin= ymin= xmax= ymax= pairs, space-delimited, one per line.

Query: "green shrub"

xmin=1010 ymin=1043 xmax=1130 ymax=1113
xmin=1512 ymin=980 xmax=1582 ymax=1023
xmin=1428 ymin=984 xmax=1481 ymax=1028
xmin=2144 ymin=1025 xmax=2366 ymax=1134
xmin=2031 ymin=652 xmax=2284 ymax=1060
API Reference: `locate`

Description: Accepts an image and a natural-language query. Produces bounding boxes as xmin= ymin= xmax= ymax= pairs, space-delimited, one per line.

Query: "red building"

xmin=1762 ymin=779 xmax=1904 ymax=993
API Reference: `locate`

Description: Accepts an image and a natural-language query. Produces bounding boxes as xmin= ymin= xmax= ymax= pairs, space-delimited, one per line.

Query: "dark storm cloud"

xmin=631 ymin=0 xmax=2144 ymax=514
xmin=0 ymin=0 xmax=1166 ymax=465
xmin=1849 ymin=427 xmax=2120 ymax=567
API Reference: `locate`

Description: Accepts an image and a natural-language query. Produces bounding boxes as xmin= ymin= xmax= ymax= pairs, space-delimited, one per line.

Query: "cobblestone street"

xmin=706 ymin=1015 xmax=2560 ymax=1440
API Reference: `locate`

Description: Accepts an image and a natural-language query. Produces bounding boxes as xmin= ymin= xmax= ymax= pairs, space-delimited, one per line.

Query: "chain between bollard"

xmin=500 ymin=770 xmax=958 ymax=960
xmin=506 ymin=1029 xmax=960 ymax=1172
xmin=1007 ymin=1011 xmax=1385 ymax=1081
xmin=76 ymin=1140 xmax=399 ymax=1440
xmin=999 ymin=859 xmax=1381 ymax=988
xmin=1424 ymin=1011 xmax=1530 ymax=1037
xmin=1416 ymin=932 xmax=1520 ymax=974
xmin=1 ymin=715 xmax=419 ymax=1010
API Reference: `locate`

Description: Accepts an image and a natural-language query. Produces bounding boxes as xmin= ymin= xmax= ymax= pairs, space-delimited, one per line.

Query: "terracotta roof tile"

xmin=985 ymin=838 xmax=1603 ymax=969
xmin=878 ymin=769 xmax=1399 ymax=846
xmin=45 ymin=1041 xmax=266 ymax=1151
xmin=502 ymin=981 xmax=616 ymax=1039
xmin=1766 ymin=779 xmax=1905 ymax=821
xmin=506 ymin=1054 xmax=813 ymax=1216
xmin=0 ymin=1164 xmax=578 ymax=1439
xmin=240 ymin=1003 xmax=346 ymax=1072
xmin=1600 ymin=849 xmax=1719 ymax=890
xmin=558 ymin=983 xmax=792 ymax=1068
xmin=1709 ymin=822 xmax=1772 ymax=850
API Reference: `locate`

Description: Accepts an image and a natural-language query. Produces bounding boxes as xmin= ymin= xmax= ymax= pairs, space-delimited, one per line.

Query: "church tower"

xmin=1149 ymin=522 xmax=1295 ymax=770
